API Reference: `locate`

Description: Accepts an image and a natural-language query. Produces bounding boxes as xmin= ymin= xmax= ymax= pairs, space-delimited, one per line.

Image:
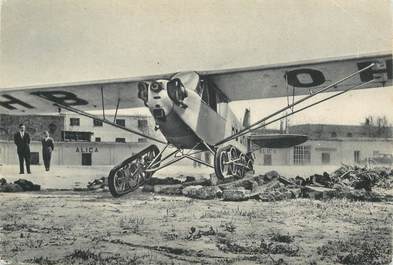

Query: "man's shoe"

xmin=19 ymin=172 xmax=24 ymax=174
xmin=27 ymin=172 xmax=31 ymax=174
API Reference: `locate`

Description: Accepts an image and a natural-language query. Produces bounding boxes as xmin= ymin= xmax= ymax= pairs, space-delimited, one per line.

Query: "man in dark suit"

xmin=41 ymin=131 xmax=54 ymax=171
xmin=14 ymin=124 xmax=31 ymax=174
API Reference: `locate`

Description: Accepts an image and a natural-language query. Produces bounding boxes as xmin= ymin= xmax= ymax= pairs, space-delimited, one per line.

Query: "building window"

xmin=354 ymin=150 xmax=360 ymax=163
xmin=95 ymin=137 xmax=101 ymax=142
xmin=321 ymin=152 xmax=330 ymax=164
xmin=138 ymin=138 xmax=147 ymax=143
xmin=347 ymin=132 xmax=352 ymax=137
xmin=93 ymin=119 xmax=103 ymax=127
xmin=138 ymin=119 xmax=148 ymax=129
xmin=293 ymin=146 xmax=311 ymax=165
xmin=70 ymin=118 xmax=80 ymax=126
xmin=62 ymin=131 xmax=91 ymax=142
xmin=331 ymin=132 xmax=337 ymax=138
xmin=115 ymin=138 xmax=126 ymax=143
xmin=116 ymin=119 xmax=125 ymax=127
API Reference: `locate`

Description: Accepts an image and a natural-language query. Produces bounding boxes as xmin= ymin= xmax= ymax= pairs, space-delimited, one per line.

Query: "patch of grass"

xmin=162 ymin=208 xmax=177 ymax=222
xmin=119 ymin=216 xmax=145 ymax=234
xmin=317 ymin=238 xmax=391 ymax=265
xmin=25 ymin=256 xmax=57 ymax=265
xmin=270 ymin=232 xmax=294 ymax=244
xmin=216 ymin=234 xmax=299 ymax=257
xmin=221 ymin=221 xmax=236 ymax=233
xmin=200 ymin=207 xmax=260 ymax=221
xmin=161 ymin=231 xmax=178 ymax=241
xmin=66 ymin=249 xmax=140 ymax=265
xmin=231 ymin=206 xmax=258 ymax=219
xmin=260 ymin=238 xmax=299 ymax=256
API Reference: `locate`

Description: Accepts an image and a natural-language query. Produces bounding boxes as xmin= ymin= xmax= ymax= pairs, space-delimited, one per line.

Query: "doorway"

xmin=263 ymin=154 xmax=272 ymax=165
xmin=82 ymin=153 xmax=92 ymax=166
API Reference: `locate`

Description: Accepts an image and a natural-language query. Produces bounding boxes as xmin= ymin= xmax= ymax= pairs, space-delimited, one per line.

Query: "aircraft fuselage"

xmin=138 ymin=72 xmax=247 ymax=152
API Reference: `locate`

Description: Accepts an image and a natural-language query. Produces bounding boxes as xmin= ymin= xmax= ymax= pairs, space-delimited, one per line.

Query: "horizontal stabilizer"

xmin=248 ymin=134 xmax=308 ymax=149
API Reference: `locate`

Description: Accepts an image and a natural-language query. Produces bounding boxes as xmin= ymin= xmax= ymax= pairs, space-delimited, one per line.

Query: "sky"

xmin=0 ymin=0 xmax=392 ymax=127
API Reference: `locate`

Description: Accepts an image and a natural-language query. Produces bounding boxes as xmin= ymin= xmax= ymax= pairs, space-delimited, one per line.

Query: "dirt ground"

xmin=0 ymin=165 xmax=392 ymax=265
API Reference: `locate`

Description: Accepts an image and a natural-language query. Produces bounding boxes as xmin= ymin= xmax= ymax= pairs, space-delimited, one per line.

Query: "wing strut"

xmin=244 ymin=78 xmax=377 ymax=136
xmin=113 ymin=98 xmax=121 ymax=123
xmin=100 ymin=86 xmax=106 ymax=120
xmin=53 ymin=103 xmax=167 ymax=145
xmin=215 ymin=62 xmax=377 ymax=146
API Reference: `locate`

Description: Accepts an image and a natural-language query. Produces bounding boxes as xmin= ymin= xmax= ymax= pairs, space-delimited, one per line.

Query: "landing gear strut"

xmin=214 ymin=145 xmax=254 ymax=180
xmin=108 ymin=145 xmax=161 ymax=197
xmin=108 ymin=143 xmax=253 ymax=197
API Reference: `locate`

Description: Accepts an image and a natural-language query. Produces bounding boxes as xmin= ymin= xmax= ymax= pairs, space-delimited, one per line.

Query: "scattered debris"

xmin=14 ymin=179 xmax=40 ymax=191
xmin=153 ymin=184 xmax=183 ymax=195
xmin=1 ymin=165 xmax=391 ymax=203
xmin=145 ymin=177 xmax=181 ymax=186
xmin=87 ymin=177 xmax=107 ymax=191
xmin=0 ymin=183 xmax=24 ymax=192
xmin=186 ymin=226 xmax=216 ymax=240
xmin=140 ymin=165 xmax=393 ymax=202
xmin=0 ymin=178 xmax=40 ymax=192
xmin=222 ymin=188 xmax=250 ymax=201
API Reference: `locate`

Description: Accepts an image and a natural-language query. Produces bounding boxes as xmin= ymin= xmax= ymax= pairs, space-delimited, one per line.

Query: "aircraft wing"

xmin=202 ymin=51 xmax=392 ymax=101
xmin=248 ymin=134 xmax=308 ymax=149
xmin=0 ymin=73 xmax=172 ymax=114
xmin=0 ymin=51 xmax=391 ymax=114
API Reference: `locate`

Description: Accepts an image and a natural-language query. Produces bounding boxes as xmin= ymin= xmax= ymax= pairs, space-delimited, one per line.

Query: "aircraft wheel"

xmin=214 ymin=146 xmax=231 ymax=180
xmin=234 ymin=154 xmax=246 ymax=179
xmin=246 ymin=158 xmax=254 ymax=172
xmin=108 ymin=144 xmax=161 ymax=197
xmin=108 ymin=162 xmax=142 ymax=197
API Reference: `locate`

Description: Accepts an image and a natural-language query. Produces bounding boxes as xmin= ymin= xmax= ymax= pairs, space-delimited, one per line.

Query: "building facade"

xmin=62 ymin=113 xmax=162 ymax=143
xmin=0 ymin=140 xmax=152 ymax=166
xmin=253 ymin=124 xmax=393 ymax=166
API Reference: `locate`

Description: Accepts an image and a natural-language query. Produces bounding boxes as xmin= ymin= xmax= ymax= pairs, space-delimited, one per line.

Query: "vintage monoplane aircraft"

xmin=0 ymin=51 xmax=391 ymax=197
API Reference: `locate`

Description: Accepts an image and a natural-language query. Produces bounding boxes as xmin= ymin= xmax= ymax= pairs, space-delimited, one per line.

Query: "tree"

xmin=363 ymin=115 xmax=391 ymax=137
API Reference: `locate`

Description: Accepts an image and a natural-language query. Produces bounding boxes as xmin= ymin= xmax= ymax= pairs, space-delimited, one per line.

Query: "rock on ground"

xmin=0 ymin=183 xmax=23 ymax=192
xmin=182 ymin=185 xmax=222 ymax=199
xmin=153 ymin=184 xmax=183 ymax=195
xmin=222 ymin=188 xmax=251 ymax=201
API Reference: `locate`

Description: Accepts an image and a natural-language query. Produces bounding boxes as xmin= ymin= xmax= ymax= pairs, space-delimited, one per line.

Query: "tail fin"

xmin=242 ymin=108 xmax=250 ymax=127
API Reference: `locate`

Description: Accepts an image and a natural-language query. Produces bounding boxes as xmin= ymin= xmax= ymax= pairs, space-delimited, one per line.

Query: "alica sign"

xmin=75 ymin=147 xmax=99 ymax=153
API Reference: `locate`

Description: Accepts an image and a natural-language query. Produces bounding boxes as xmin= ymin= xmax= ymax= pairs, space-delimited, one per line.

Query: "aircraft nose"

xmin=150 ymin=81 xmax=163 ymax=93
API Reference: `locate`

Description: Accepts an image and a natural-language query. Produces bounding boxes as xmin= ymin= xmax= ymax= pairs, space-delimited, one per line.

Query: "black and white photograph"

xmin=0 ymin=1 xmax=392 ymax=264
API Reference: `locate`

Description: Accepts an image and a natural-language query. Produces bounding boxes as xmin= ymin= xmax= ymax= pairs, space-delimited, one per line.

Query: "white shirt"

xmin=20 ymin=131 xmax=24 ymax=138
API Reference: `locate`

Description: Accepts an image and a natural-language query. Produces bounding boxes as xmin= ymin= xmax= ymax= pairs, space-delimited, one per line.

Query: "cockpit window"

xmin=198 ymin=79 xmax=217 ymax=111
